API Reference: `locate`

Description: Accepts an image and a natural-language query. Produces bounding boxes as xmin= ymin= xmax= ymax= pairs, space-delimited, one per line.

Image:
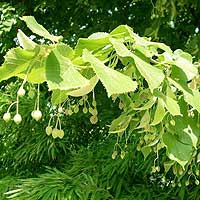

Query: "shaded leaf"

xmin=151 ymin=99 xmax=166 ymax=126
xmin=109 ymin=114 xmax=132 ymax=134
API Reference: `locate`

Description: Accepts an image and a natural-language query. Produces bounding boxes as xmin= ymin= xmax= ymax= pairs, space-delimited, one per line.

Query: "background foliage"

xmin=1 ymin=0 xmax=200 ymax=200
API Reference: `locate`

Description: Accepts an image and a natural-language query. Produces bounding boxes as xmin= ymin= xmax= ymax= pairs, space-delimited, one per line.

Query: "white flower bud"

xmin=3 ymin=112 xmax=11 ymax=122
xmin=14 ymin=114 xmax=22 ymax=124
xmin=32 ymin=110 xmax=42 ymax=121
xmin=17 ymin=87 xmax=26 ymax=97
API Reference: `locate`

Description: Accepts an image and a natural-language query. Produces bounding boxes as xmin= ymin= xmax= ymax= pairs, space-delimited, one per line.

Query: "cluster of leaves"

xmin=0 ymin=15 xmax=200 ymax=190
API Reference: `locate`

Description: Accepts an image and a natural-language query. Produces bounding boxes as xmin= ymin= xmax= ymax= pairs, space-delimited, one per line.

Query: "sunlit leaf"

xmin=21 ymin=16 xmax=63 ymax=42
xmin=83 ymin=49 xmax=137 ymax=97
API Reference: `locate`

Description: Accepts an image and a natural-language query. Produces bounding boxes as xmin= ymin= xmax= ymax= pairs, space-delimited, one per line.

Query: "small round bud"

xmin=83 ymin=107 xmax=88 ymax=114
xmin=73 ymin=106 xmax=79 ymax=113
xmin=68 ymin=109 xmax=73 ymax=116
xmin=155 ymin=166 xmax=160 ymax=172
xmin=17 ymin=87 xmax=26 ymax=97
xmin=46 ymin=126 xmax=52 ymax=135
xmin=14 ymin=114 xmax=22 ymax=124
xmin=58 ymin=107 xmax=63 ymax=113
xmin=32 ymin=110 xmax=42 ymax=121
xmin=90 ymin=115 xmax=98 ymax=124
xmin=151 ymin=166 xmax=157 ymax=173
xmin=112 ymin=151 xmax=118 ymax=159
xmin=120 ymin=150 xmax=126 ymax=159
xmin=170 ymin=119 xmax=176 ymax=126
xmin=92 ymin=100 xmax=97 ymax=107
xmin=3 ymin=112 xmax=11 ymax=122
xmin=119 ymin=102 xmax=124 ymax=109
xmin=185 ymin=180 xmax=190 ymax=186
xmin=57 ymin=129 xmax=64 ymax=139
xmin=79 ymin=99 xmax=84 ymax=106
xmin=195 ymin=179 xmax=199 ymax=185
xmin=52 ymin=128 xmax=59 ymax=139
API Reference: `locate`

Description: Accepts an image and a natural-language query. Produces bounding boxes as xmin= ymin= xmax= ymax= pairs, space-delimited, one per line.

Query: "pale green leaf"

xmin=173 ymin=50 xmax=198 ymax=80
xmin=51 ymin=90 xmax=68 ymax=105
xmin=69 ymin=76 xmax=99 ymax=97
xmin=136 ymin=110 xmax=150 ymax=129
xmin=17 ymin=29 xmax=36 ymax=50
xmin=46 ymin=48 xmax=89 ymax=91
xmin=131 ymin=31 xmax=172 ymax=54
xmin=82 ymin=49 xmax=137 ymax=97
xmin=0 ymin=47 xmax=35 ymax=81
xmin=184 ymin=90 xmax=200 ymax=113
xmin=141 ymin=146 xmax=152 ymax=160
xmin=197 ymin=153 xmax=200 ymax=163
xmin=56 ymin=44 xmax=74 ymax=59
xmin=110 ymin=25 xmax=134 ymax=39
xmin=132 ymin=97 xmax=157 ymax=110
xmin=110 ymin=38 xmax=164 ymax=92
xmin=173 ymin=49 xmax=197 ymax=80
xmin=18 ymin=53 xmax=47 ymax=83
xmin=75 ymin=34 xmax=110 ymax=56
xmin=151 ymin=99 xmax=166 ymax=126
xmin=109 ymin=114 xmax=132 ymax=134
xmin=21 ymin=16 xmax=62 ymax=42
xmin=184 ymin=125 xmax=198 ymax=149
xmin=164 ymin=160 xmax=175 ymax=173
xmin=168 ymin=77 xmax=200 ymax=113
xmin=161 ymin=96 xmax=181 ymax=116
xmin=88 ymin=32 xmax=109 ymax=39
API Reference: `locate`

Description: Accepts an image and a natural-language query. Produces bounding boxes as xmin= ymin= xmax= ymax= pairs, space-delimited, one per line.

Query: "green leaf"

xmin=184 ymin=90 xmax=200 ymax=113
xmin=82 ymin=49 xmax=137 ymax=97
xmin=163 ymin=131 xmax=193 ymax=169
xmin=21 ymin=16 xmax=63 ymax=42
xmin=162 ymin=96 xmax=181 ymax=116
xmin=51 ymin=90 xmax=68 ymax=105
xmin=136 ymin=110 xmax=150 ymax=129
xmin=0 ymin=47 xmax=35 ymax=81
xmin=173 ymin=49 xmax=198 ymax=80
xmin=17 ymin=46 xmax=52 ymax=83
xmin=151 ymin=98 xmax=166 ymax=126
xmin=168 ymin=77 xmax=200 ymax=113
xmin=154 ymin=90 xmax=181 ymax=116
xmin=75 ymin=33 xmax=110 ymax=56
xmin=46 ymin=48 xmax=89 ymax=91
xmin=109 ymin=114 xmax=132 ymax=134
xmin=110 ymin=38 xmax=164 ymax=92
xmin=56 ymin=44 xmax=74 ymax=60
xmin=183 ymin=125 xmax=198 ymax=149
xmin=132 ymin=97 xmax=157 ymax=110
xmin=110 ymin=25 xmax=134 ymax=39
xmin=131 ymin=29 xmax=173 ymax=54
xmin=17 ymin=29 xmax=36 ymax=50
xmin=164 ymin=160 xmax=175 ymax=173
xmin=141 ymin=146 xmax=152 ymax=160
xmin=69 ymin=76 xmax=99 ymax=97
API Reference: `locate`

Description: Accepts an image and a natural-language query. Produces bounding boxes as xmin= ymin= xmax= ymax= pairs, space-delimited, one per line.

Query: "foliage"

xmin=1 ymin=1 xmax=200 ymax=199
xmin=0 ymin=15 xmax=200 ymax=190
